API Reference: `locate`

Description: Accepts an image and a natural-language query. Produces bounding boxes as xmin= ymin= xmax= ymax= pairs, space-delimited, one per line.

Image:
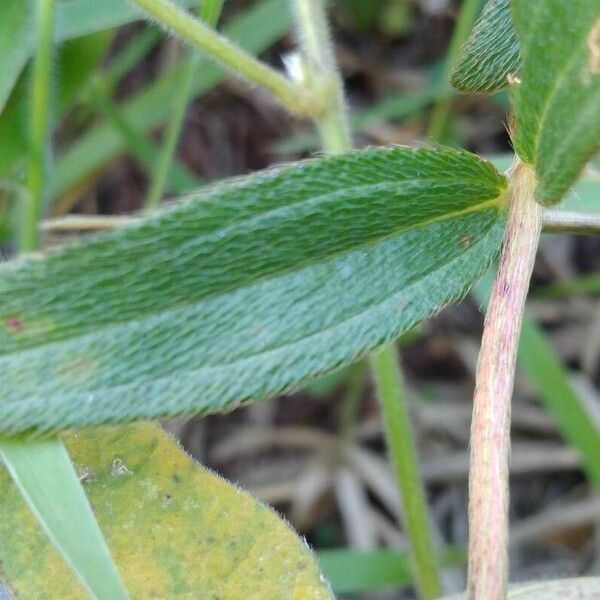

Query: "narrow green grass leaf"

xmin=451 ymin=0 xmax=521 ymax=94
xmin=0 ymin=147 xmax=507 ymax=434
xmin=370 ymin=345 xmax=442 ymax=599
xmin=512 ymin=0 xmax=600 ymax=205
xmin=145 ymin=0 xmax=225 ymax=209
xmin=57 ymin=31 xmax=114 ymax=109
xmin=318 ymin=548 xmax=465 ymax=594
xmin=0 ymin=437 xmax=128 ymax=598
xmin=0 ymin=423 xmax=332 ymax=599
xmin=0 ymin=30 xmax=114 ymax=185
xmin=425 ymin=0 xmax=485 ymax=141
xmin=87 ymin=81 xmax=200 ymax=194
xmin=55 ymin=0 xmax=197 ymax=42
xmin=0 ymin=0 xmax=34 ymax=113
xmin=0 ymin=0 xmax=196 ymax=117
xmin=52 ymin=0 xmax=293 ymax=202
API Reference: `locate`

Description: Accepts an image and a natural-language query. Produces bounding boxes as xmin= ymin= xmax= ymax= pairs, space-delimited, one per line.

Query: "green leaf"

xmin=512 ymin=0 xmax=600 ymax=205
xmin=451 ymin=0 xmax=521 ymax=94
xmin=0 ymin=0 xmax=34 ymax=113
xmin=0 ymin=423 xmax=332 ymax=598
xmin=0 ymin=437 xmax=128 ymax=599
xmin=0 ymin=30 xmax=113 ymax=184
xmin=318 ymin=548 xmax=465 ymax=594
xmin=54 ymin=0 xmax=197 ymax=42
xmin=57 ymin=31 xmax=114 ymax=109
xmin=0 ymin=0 xmax=197 ymax=118
xmin=0 ymin=148 xmax=507 ymax=435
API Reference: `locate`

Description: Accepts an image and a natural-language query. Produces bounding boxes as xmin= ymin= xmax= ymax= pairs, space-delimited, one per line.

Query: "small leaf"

xmin=0 ymin=147 xmax=507 ymax=435
xmin=0 ymin=437 xmax=129 ymax=598
xmin=512 ymin=0 xmax=600 ymax=205
xmin=0 ymin=423 xmax=332 ymax=598
xmin=451 ymin=0 xmax=521 ymax=94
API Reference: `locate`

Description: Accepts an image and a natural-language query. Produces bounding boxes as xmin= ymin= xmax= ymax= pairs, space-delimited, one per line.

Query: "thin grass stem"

xmin=370 ymin=346 xmax=444 ymax=600
xmin=21 ymin=0 xmax=55 ymax=251
xmin=145 ymin=0 xmax=224 ymax=209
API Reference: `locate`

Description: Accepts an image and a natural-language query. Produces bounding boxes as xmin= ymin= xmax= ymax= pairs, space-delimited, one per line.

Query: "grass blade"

xmin=318 ymin=547 xmax=465 ymax=595
xmin=0 ymin=0 xmax=34 ymax=112
xmin=0 ymin=438 xmax=129 ymax=599
xmin=145 ymin=0 xmax=224 ymax=209
xmin=370 ymin=345 xmax=443 ymax=599
xmin=55 ymin=0 xmax=196 ymax=42
xmin=426 ymin=0 xmax=484 ymax=140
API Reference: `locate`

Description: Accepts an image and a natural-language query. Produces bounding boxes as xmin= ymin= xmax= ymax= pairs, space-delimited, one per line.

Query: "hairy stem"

xmin=291 ymin=0 xmax=351 ymax=152
xmin=542 ymin=210 xmax=600 ymax=236
xmin=370 ymin=346 xmax=443 ymax=600
xmin=145 ymin=0 xmax=224 ymax=209
xmin=21 ymin=0 xmax=55 ymax=251
xmin=468 ymin=162 xmax=542 ymax=599
xmin=131 ymin=0 xmax=316 ymax=117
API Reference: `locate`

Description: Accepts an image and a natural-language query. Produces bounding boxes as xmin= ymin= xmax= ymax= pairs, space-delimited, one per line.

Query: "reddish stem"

xmin=468 ymin=162 xmax=542 ymax=599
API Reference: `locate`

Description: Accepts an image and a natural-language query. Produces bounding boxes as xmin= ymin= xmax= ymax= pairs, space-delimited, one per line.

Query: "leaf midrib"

xmin=173 ymin=175 xmax=500 ymax=256
xmin=2 ymin=195 xmax=504 ymax=357
xmin=1 ymin=218 xmax=501 ymax=412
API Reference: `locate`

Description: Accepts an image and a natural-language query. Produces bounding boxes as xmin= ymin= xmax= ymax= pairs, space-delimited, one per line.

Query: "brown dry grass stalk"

xmin=467 ymin=162 xmax=542 ymax=599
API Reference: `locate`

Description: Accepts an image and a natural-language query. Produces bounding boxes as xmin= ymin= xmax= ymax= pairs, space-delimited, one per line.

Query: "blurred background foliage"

xmin=1 ymin=0 xmax=599 ymax=597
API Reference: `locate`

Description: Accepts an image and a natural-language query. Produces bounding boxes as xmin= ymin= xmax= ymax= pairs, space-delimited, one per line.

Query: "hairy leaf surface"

xmin=451 ymin=0 xmax=521 ymax=94
xmin=0 ymin=423 xmax=332 ymax=598
xmin=0 ymin=148 xmax=507 ymax=434
xmin=512 ymin=0 xmax=600 ymax=205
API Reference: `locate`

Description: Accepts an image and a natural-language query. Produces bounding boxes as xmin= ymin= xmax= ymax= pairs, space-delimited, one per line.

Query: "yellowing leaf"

xmin=0 ymin=423 xmax=332 ymax=599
